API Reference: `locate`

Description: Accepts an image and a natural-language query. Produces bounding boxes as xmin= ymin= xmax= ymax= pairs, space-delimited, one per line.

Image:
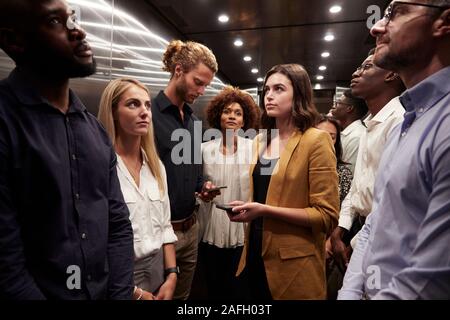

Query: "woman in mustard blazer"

xmin=230 ymin=64 xmax=339 ymax=299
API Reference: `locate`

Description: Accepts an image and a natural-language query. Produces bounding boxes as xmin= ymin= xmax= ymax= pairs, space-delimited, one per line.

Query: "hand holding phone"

xmin=206 ymin=186 xmax=227 ymax=193
xmin=216 ymin=203 xmax=238 ymax=215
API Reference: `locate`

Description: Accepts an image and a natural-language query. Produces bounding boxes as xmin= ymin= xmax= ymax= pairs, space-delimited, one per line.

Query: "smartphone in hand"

xmin=206 ymin=186 xmax=227 ymax=193
xmin=216 ymin=203 xmax=238 ymax=215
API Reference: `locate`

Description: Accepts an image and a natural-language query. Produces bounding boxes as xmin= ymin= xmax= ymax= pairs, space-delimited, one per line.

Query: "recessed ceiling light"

xmin=316 ymin=75 xmax=324 ymax=80
xmin=243 ymin=56 xmax=252 ymax=62
xmin=234 ymin=39 xmax=243 ymax=47
xmin=314 ymin=84 xmax=322 ymax=90
xmin=251 ymin=68 xmax=259 ymax=74
xmin=324 ymin=34 xmax=335 ymax=41
xmin=319 ymin=65 xmax=327 ymax=71
xmin=329 ymin=5 xmax=342 ymax=13
xmin=321 ymin=51 xmax=331 ymax=58
xmin=257 ymin=77 xmax=264 ymax=82
xmin=218 ymin=14 xmax=229 ymax=23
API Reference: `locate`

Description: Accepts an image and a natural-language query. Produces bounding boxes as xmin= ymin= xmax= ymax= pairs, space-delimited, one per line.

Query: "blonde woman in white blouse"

xmin=197 ymin=86 xmax=260 ymax=299
xmin=98 ymin=78 xmax=177 ymax=300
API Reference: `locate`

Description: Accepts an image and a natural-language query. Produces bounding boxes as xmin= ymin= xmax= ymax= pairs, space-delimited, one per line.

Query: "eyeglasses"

xmin=356 ymin=63 xmax=374 ymax=73
xmin=381 ymin=1 xmax=450 ymax=26
xmin=332 ymin=101 xmax=352 ymax=108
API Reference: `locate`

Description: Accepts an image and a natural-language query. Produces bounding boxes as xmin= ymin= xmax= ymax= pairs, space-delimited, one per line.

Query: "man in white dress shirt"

xmin=329 ymin=49 xmax=406 ymax=283
xmin=330 ymin=90 xmax=368 ymax=174
xmin=329 ymin=50 xmax=405 ymax=298
xmin=338 ymin=0 xmax=450 ymax=299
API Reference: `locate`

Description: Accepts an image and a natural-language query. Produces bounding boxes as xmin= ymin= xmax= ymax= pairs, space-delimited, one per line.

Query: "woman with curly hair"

xmin=197 ymin=86 xmax=260 ymax=299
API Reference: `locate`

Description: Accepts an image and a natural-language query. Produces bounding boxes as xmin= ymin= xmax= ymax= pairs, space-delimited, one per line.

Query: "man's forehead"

xmin=363 ymin=55 xmax=374 ymax=65
xmin=35 ymin=0 xmax=71 ymax=16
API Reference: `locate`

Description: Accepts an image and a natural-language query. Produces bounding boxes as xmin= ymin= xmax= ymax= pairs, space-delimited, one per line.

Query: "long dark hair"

xmin=316 ymin=114 xmax=347 ymax=166
xmin=260 ymin=64 xmax=319 ymax=142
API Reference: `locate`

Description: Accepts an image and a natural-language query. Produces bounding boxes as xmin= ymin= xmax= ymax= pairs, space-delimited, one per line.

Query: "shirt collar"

xmin=7 ymin=67 xmax=86 ymax=113
xmin=364 ymin=96 xmax=402 ymax=126
xmin=155 ymin=90 xmax=193 ymax=115
xmin=341 ymin=119 xmax=364 ymax=136
xmin=399 ymin=66 xmax=450 ymax=114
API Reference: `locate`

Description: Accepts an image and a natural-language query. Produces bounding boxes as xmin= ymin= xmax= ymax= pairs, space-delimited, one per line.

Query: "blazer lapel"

xmin=265 ymin=130 xmax=303 ymax=205
xmin=261 ymin=130 xmax=303 ymax=256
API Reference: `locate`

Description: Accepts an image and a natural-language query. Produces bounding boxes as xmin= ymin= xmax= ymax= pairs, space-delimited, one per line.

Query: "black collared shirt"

xmin=0 ymin=69 xmax=134 ymax=300
xmin=151 ymin=91 xmax=203 ymax=221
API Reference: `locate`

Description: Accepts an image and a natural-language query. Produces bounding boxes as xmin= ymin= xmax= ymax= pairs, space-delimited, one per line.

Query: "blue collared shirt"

xmin=0 ymin=68 xmax=134 ymax=299
xmin=338 ymin=66 xmax=450 ymax=300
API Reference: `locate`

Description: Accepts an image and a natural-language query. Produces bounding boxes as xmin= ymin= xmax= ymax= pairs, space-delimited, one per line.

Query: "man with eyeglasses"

xmin=0 ymin=0 xmax=134 ymax=299
xmin=339 ymin=0 xmax=450 ymax=299
xmin=330 ymin=90 xmax=368 ymax=174
xmin=328 ymin=48 xmax=405 ymax=299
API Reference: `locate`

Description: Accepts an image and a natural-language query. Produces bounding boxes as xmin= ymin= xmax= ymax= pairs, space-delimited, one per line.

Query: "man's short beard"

xmin=175 ymin=76 xmax=189 ymax=103
xmin=22 ymin=52 xmax=97 ymax=80
xmin=68 ymin=58 xmax=97 ymax=78
xmin=374 ymin=50 xmax=406 ymax=73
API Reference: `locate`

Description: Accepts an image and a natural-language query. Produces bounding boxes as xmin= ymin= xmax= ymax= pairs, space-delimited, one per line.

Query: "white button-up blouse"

xmin=116 ymin=151 xmax=177 ymax=260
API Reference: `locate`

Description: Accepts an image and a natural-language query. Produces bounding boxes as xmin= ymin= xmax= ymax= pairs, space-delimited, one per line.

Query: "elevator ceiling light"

xmin=330 ymin=5 xmax=342 ymax=13
xmin=324 ymin=34 xmax=335 ymax=41
xmin=218 ymin=14 xmax=229 ymax=23
xmin=234 ymin=39 xmax=243 ymax=47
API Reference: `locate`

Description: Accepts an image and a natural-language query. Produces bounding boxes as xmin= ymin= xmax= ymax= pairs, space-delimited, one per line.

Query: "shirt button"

xmin=81 ymin=233 xmax=87 ymax=239
xmin=401 ymin=132 xmax=406 ymax=137
xmin=87 ymin=274 xmax=92 ymax=281
xmin=418 ymin=107 xmax=424 ymax=113
xmin=75 ymin=193 xmax=80 ymax=200
xmin=72 ymin=154 xmax=77 ymax=160
xmin=66 ymin=117 xmax=70 ymax=124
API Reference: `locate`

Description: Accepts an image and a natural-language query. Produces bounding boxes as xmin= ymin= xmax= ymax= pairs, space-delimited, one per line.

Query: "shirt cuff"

xmin=162 ymin=229 xmax=178 ymax=244
xmin=337 ymin=289 xmax=363 ymax=300
xmin=350 ymin=233 xmax=357 ymax=249
xmin=338 ymin=214 xmax=353 ymax=231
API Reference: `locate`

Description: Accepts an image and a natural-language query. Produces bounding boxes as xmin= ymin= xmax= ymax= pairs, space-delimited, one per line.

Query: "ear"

xmin=384 ymin=71 xmax=399 ymax=83
xmin=346 ymin=105 xmax=354 ymax=114
xmin=0 ymin=27 xmax=25 ymax=58
xmin=432 ymin=8 xmax=450 ymax=37
xmin=174 ymin=64 xmax=183 ymax=77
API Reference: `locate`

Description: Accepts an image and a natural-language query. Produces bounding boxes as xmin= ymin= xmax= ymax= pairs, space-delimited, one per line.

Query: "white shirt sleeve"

xmin=338 ymin=187 xmax=357 ymax=231
xmin=338 ymin=211 xmax=374 ymax=300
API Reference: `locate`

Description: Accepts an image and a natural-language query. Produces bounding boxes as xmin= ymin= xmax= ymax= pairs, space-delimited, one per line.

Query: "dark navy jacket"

xmin=0 ymin=68 xmax=134 ymax=299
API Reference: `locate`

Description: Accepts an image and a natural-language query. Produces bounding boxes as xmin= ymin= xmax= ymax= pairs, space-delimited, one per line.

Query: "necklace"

xmin=122 ymin=156 xmax=142 ymax=186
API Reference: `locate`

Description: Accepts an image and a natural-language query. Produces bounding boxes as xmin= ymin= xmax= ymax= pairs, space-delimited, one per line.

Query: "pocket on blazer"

xmin=279 ymin=245 xmax=315 ymax=260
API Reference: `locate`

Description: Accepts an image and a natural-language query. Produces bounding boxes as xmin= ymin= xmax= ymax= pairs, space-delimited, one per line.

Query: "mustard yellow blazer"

xmin=236 ymin=128 xmax=339 ymax=299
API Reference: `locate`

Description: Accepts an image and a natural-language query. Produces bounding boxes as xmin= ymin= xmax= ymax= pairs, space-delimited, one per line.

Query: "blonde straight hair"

xmin=98 ymin=77 xmax=165 ymax=193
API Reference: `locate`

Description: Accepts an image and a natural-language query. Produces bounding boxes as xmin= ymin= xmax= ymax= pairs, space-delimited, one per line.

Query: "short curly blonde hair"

xmin=162 ymin=40 xmax=218 ymax=76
